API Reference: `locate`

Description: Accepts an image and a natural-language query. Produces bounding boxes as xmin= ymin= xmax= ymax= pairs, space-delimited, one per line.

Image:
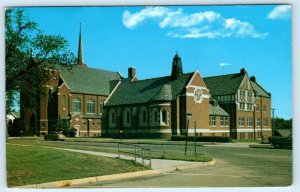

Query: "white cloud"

xmin=267 ymin=5 xmax=291 ymax=20
xmin=122 ymin=6 xmax=169 ymax=29
xmin=122 ymin=6 xmax=268 ymax=39
xmin=219 ymin=63 xmax=232 ymax=66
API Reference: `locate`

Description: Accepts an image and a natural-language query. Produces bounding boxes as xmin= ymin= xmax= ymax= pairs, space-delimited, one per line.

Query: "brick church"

xmin=20 ymin=28 xmax=272 ymax=140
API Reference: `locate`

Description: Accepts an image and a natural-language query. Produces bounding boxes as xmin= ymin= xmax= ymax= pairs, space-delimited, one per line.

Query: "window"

xmin=160 ymin=108 xmax=168 ymax=125
xmin=220 ymin=117 xmax=229 ymax=126
xmin=72 ymin=98 xmax=81 ymax=113
xmin=256 ymin=104 xmax=260 ymax=112
xmin=62 ymin=95 xmax=66 ymax=110
xmin=247 ymin=104 xmax=253 ymax=111
xmin=153 ymin=108 xmax=158 ymax=123
xmin=239 ymin=90 xmax=246 ymax=101
xmin=256 ymin=118 xmax=261 ymax=127
xmin=109 ymin=109 xmax=116 ymax=127
xmin=139 ymin=107 xmax=148 ymax=126
xmin=209 ymin=116 xmax=216 ymax=126
xmin=99 ymin=101 xmax=104 ymax=114
xmin=247 ymin=117 xmax=253 ymax=127
xmin=263 ymin=105 xmax=267 ymax=112
xmin=263 ymin=118 xmax=268 ymax=127
xmin=239 ymin=103 xmax=245 ymax=110
xmin=87 ymin=99 xmax=95 ymax=114
xmin=123 ymin=108 xmax=131 ymax=127
xmin=238 ymin=117 xmax=245 ymax=127
xmin=222 ymin=133 xmax=228 ymax=137
xmin=248 ymin=132 xmax=253 ymax=139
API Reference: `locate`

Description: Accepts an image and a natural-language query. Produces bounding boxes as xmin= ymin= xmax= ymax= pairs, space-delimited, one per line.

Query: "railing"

xmin=117 ymin=143 xmax=152 ymax=168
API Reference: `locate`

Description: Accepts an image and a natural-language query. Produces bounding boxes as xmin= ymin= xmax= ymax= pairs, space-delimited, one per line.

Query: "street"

xmin=69 ymin=143 xmax=292 ymax=187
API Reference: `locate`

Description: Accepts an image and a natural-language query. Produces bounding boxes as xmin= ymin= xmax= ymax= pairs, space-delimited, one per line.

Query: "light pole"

xmin=184 ymin=112 xmax=192 ymax=156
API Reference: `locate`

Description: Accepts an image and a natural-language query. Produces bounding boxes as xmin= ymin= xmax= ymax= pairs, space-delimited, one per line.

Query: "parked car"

xmin=269 ymin=134 xmax=292 ymax=149
xmin=44 ymin=132 xmax=65 ymax=141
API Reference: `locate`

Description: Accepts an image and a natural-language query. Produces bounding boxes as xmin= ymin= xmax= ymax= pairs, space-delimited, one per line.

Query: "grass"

xmin=7 ymin=139 xmax=212 ymax=163
xmin=6 ymin=144 xmax=147 ymax=187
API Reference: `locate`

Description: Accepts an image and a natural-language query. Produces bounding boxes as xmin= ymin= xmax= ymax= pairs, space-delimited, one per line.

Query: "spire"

xmin=78 ymin=23 xmax=85 ymax=66
xmin=171 ymin=52 xmax=183 ymax=80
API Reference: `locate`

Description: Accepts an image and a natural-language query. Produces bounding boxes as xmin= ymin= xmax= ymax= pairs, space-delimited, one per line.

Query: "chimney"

xmin=240 ymin=68 xmax=247 ymax=75
xmin=250 ymin=75 xmax=256 ymax=82
xmin=128 ymin=67 xmax=136 ymax=79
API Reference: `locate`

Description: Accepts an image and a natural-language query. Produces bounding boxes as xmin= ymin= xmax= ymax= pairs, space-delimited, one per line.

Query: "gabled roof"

xmin=209 ymin=104 xmax=229 ymax=116
xmin=106 ymin=73 xmax=194 ymax=106
xmin=250 ymin=81 xmax=270 ymax=98
xmin=57 ymin=65 xmax=120 ymax=96
xmin=203 ymin=73 xmax=244 ymax=96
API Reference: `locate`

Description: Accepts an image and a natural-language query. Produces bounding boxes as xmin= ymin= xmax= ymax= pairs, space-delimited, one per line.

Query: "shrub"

xmin=171 ymin=135 xmax=232 ymax=143
xmin=62 ymin=127 xmax=77 ymax=137
xmin=44 ymin=134 xmax=59 ymax=141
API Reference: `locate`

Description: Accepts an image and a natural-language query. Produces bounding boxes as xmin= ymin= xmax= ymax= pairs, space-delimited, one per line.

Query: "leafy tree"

xmin=272 ymin=117 xmax=292 ymax=130
xmin=5 ymin=9 xmax=76 ymax=135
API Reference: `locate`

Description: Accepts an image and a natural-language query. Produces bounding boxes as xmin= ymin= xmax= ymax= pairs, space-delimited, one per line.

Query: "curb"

xmin=14 ymin=159 xmax=216 ymax=189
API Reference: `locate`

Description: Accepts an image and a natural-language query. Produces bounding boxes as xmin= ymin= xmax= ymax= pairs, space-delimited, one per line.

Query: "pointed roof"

xmin=203 ymin=73 xmax=245 ymax=96
xmin=57 ymin=65 xmax=120 ymax=95
xmin=78 ymin=23 xmax=84 ymax=66
xmin=106 ymin=73 xmax=194 ymax=106
xmin=250 ymin=79 xmax=271 ymax=98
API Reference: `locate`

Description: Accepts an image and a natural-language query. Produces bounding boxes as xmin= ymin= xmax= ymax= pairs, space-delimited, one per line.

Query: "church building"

xmin=20 ymin=28 xmax=272 ymax=140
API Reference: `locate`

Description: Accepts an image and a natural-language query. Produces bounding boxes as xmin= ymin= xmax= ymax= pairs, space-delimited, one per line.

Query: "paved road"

xmin=72 ymin=145 xmax=292 ymax=187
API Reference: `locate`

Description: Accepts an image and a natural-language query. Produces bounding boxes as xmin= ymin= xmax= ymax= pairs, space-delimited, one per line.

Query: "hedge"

xmin=171 ymin=135 xmax=232 ymax=143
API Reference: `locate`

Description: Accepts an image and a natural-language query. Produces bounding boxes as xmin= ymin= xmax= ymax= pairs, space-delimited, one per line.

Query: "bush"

xmin=44 ymin=134 xmax=59 ymax=141
xmin=62 ymin=127 xmax=77 ymax=137
xmin=171 ymin=135 xmax=232 ymax=143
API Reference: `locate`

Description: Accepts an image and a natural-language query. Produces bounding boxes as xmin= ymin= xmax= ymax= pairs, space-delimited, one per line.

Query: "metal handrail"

xmin=117 ymin=143 xmax=152 ymax=168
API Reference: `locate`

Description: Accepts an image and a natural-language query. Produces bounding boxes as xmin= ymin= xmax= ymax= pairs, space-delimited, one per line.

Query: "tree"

xmin=5 ymin=9 xmax=76 ymax=135
xmin=272 ymin=117 xmax=292 ymax=130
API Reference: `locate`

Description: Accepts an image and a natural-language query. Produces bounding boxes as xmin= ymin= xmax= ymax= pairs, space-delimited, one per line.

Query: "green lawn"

xmin=6 ymin=144 xmax=147 ymax=187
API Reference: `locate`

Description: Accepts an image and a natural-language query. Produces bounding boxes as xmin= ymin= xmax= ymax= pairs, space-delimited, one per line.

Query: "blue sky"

xmin=20 ymin=5 xmax=292 ymax=119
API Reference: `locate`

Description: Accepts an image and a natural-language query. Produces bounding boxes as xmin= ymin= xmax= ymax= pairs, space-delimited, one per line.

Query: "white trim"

xmin=104 ymin=79 xmax=121 ymax=105
xmin=185 ymin=92 xmax=209 ymax=99
xmin=117 ymin=71 xmax=123 ymax=78
xmin=186 ymin=85 xmax=209 ymax=91
xmin=80 ymin=130 xmax=101 ymax=133
xmin=58 ymin=74 xmax=71 ymax=89
xmin=235 ymin=128 xmax=272 ymax=132
xmin=149 ymin=103 xmax=171 ymax=106
xmin=195 ymin=129 xmax=230 ymax=133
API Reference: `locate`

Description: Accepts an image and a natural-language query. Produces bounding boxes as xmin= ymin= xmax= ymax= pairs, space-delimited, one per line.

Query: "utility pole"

xmin=271 ymin=108 xmax=275 ymax=136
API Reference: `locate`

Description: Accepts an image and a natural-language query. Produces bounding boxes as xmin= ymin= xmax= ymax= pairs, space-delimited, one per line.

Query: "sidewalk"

xmin=12 ymin=144 xmax=215 ymax=189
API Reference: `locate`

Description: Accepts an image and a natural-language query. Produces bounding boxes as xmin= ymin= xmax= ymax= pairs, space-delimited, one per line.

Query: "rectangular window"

xmin=256 ymin=104 xmax=260 ymax=112
xmin=99 ymin=101 xmax=104 ymax=114
xmin=238 ymin=117 xmax=245 ymax=127
xmin=62 ymin=95 xmax=66 ymax=110
xmin=263 ymin=118 xmax=268 ymax=127
xmin=239 ymin=103 xmax=245 ymax=110
xmin=224 ymin=117 xmax=229 ymax=126
xmin=256 ymin=118 xmax=261 ymax=127
xmin=220 ymin=117 xmax=224 ymax=126
xmin=263 ymin=105 xmax=267 ymax=112
xmin=240 ymin=132 xmax=245 ymax=139
xmin=209 ymin=116 xmax=216 ymax=126
xmin=247 ymin=117 xmax=253 ymax=127
xmin=247 ymin=104 xmax=253 ymax=111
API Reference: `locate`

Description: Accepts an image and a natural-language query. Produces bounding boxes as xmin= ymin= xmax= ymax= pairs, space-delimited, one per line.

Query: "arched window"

xmin=72 ymin=98 xmax=81 ymax=113
xmin=109 ymin=109 xmax=116 ymax=127
xmin=151 ymin=108 xmax=159 ymax=125
xmin=87 ymin=99 xmax=95 ymax=114
xmin=123 ymin=108 xmax=131 ymax=127
xmin=139 ymin=107 xmax=148 ymax=126
xmin=160 ymin=108 xmax=168 ymax=125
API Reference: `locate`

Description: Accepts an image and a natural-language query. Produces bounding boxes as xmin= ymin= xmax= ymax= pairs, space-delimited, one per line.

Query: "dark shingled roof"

xmin=250 ymin=81 xmax=270 ymax=98
xmin=203 ymin=73 xmax=244 ymax=96
xmin=57 ymin=65 xmax=120 ymax=95
xmin=209 ymin=104 xmax=229 ymax=116
xmin=106 ymin=73 xmax=194 ymax=106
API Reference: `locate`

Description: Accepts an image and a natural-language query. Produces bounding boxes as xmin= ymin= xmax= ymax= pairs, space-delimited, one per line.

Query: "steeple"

xmin=171 ymin=52 xmax=183 ymax=80
xmin=78 ymin=23 xmax=85 ymax=66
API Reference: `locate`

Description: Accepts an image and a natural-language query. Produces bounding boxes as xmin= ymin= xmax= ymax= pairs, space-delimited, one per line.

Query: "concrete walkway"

xmin=9 ymin=143 xmax=215 ymax=189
